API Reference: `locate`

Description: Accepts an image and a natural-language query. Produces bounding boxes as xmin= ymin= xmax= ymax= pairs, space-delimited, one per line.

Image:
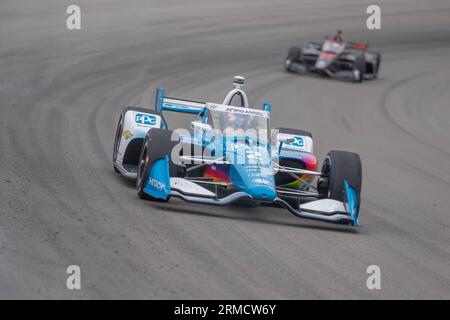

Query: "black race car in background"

xmin=285 ymin=39 xmax=381 ymax=82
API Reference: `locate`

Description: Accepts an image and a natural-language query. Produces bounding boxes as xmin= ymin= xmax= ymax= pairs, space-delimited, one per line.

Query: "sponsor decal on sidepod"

xmin=135 ymin=113 xmax=157 ymax=126
xmin=122 ymin=130 xmax=133 ymax=140
xmin=285 ymin=136 xmax=304 ymax=148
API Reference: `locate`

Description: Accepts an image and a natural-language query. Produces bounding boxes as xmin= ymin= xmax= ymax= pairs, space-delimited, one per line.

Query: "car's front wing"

xmin=145 ymin=173 xmax=360 ymax=226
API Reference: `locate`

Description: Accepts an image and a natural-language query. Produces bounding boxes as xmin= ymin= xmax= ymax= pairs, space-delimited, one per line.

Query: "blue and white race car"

xmin=113 ymin=76 xmax=362 ymax=226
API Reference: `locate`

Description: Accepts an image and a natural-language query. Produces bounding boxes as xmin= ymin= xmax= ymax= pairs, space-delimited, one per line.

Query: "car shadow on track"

xmin=151 ymin=201 xmax=360 ymax=234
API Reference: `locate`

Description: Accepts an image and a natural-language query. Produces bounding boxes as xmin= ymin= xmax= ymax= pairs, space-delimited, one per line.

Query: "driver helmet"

xmin=333 ymin=30 xmax=343 ymax=42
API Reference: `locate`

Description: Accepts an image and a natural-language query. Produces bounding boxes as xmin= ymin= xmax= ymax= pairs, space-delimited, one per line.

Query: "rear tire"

xmin=113 ymin=106 xmax=159 ymax=173
xmin=276 ymin=127 xmax=312 ymax=139
xmin=317 ymin=150 xmax=362 ymax=210
xmin=113 ymin=113 xmax=124 ymax=172
xmin=136 ymin=128 xmax=181 ymax=201
xmin=275 ymin=127 xmax=313 ymax=209
xmin=373 ymin=52 xmax=381 ymax=79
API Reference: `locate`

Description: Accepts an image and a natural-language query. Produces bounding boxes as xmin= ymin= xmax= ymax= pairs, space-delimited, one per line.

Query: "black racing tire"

xmin=373 ymin=52 xmax=381 ymax=79
xmin=285 ymin=46 xmax=302 ymax=71
xmin=352 ymin=55 xmax=366 ymax=83
xmin=112 ymin=106 xmax=158 ymax=173
xmin=112 ymin=112 xmax=124 ymax=171
xmin=317 ymin=150 xmax=362 ymax=210
xmin=136 ymin=128 xmax=181 ymax=201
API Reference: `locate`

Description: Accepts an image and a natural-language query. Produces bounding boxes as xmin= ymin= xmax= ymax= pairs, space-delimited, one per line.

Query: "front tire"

xmin=136 ymin=128 xmax=181 ymax=201
xmin=285 ymin=46 xmax=302 ymax=72
xmin=317 ymin=150 xmax=362 ymax=210
xmin=352 ymin=55 xmax=365 ymax=83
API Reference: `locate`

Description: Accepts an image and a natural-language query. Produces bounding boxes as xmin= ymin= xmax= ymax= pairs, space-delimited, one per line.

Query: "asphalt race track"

xmin=1 ymin=0 xmax=449 ymax=299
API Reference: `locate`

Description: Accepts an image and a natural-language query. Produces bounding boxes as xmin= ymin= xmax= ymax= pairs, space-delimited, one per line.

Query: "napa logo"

xmin=135 ymin=113 xmax=157 ymax=126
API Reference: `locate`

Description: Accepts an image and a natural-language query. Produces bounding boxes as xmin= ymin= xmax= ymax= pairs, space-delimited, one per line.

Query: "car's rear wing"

xmin=155 ymin=87 xmax=207 ymax=128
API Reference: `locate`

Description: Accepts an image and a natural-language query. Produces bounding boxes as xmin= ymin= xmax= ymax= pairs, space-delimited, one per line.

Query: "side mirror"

xmin=191 ymin=121 xmax=212 ymax=132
